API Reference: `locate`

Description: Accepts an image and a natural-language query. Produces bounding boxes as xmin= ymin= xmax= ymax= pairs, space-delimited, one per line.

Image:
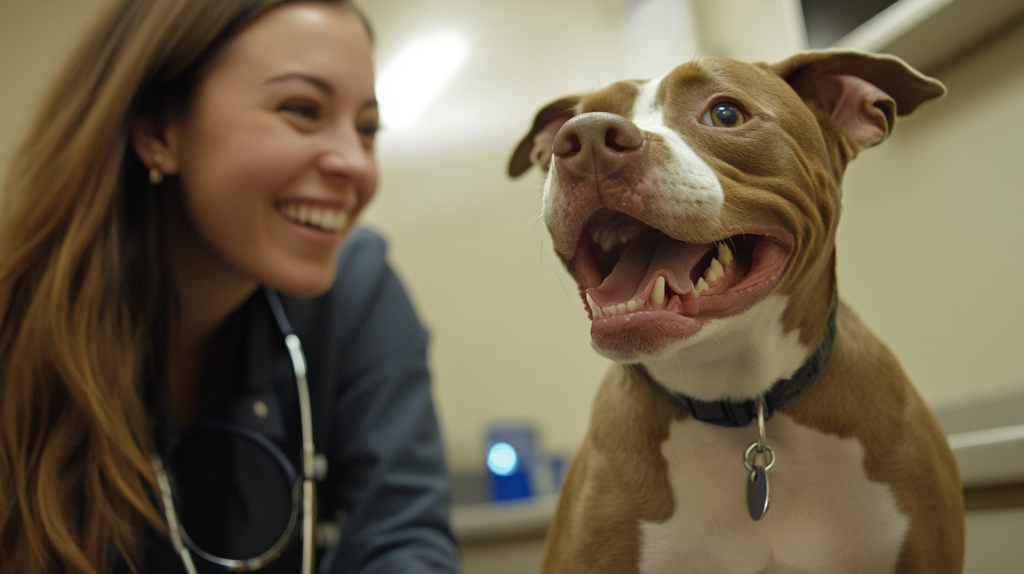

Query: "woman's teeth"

xmin=588 ymin=242 xmax=735 ymax=319
xmin=280 ymin=204 xmax=349 ymax=232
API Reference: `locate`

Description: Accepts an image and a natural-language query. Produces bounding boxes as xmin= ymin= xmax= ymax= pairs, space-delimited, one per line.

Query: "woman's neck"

xmin=164 ymin=204 xmax=259 ymax=426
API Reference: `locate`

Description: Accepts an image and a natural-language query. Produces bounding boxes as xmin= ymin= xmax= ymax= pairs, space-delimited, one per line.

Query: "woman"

xmin=0 ymin=1 xmax=459 ymax=573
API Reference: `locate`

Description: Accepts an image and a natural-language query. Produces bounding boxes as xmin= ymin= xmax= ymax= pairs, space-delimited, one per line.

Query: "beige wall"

xmin=0 ymin=1 xmax=111 ymax=179
xmin=837 ymin=21 xmax=1024 ymax=401
xmin=1 ymin=0 xmax=1021 ymax=476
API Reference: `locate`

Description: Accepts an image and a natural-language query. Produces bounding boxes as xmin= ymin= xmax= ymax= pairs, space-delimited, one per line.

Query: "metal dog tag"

xmin=746 ymin=465 xmax=770 ymax=521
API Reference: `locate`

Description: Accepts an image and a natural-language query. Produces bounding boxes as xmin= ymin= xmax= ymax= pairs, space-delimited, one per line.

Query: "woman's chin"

xmin=264 ymin=261 xmax=339 ymax=298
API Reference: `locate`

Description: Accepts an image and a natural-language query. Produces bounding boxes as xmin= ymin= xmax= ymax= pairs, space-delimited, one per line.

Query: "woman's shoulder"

xmin=336 ymin=226 xmax=390 ymax=280
xmin=309 ymin=226 xmax=392 ymax=308
xmin=339 ymin=226 xmax=389 ymax=264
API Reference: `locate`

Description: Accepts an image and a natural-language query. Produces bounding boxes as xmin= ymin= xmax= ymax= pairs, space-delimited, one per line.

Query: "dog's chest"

xmin=637 ymin=415 xmax=909 ymax=574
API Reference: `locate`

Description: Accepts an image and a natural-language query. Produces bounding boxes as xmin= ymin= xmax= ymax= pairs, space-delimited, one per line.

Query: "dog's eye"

xmin=703 ymin=103 xmax=746 ymax=128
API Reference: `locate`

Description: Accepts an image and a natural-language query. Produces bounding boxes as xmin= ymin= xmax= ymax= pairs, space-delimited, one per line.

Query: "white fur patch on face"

xmin=628 ymin=75 xmax=724 ymax=222
xmin=540 ymin=75 xmax=726 ymax=239
xmin=641 ymin=294 xmax=808 ymax=401
xmin=638 ymin=415 xmax=909 ymax=574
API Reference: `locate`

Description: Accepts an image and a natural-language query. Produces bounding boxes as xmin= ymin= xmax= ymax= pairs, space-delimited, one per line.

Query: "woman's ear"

xmin=130 ymin=117 xmax=181 ymax=178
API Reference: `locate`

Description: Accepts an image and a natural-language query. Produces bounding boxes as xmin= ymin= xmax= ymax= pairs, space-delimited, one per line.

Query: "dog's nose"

xmin=552 ymin=112 xmax=645 ymax=178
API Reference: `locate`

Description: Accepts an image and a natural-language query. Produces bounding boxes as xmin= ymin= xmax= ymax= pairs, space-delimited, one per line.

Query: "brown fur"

xmin=541 ymin=366 xmax=681 ymax=574
xmin=544 ymin=303 xmax=965 ymax=573
xmin=785 ymin=304 xmax=965 ymax=572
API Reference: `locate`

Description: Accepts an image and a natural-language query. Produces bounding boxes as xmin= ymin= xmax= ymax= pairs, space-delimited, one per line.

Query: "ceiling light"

xmin=376 ymin=33 xmax=469 ymax=129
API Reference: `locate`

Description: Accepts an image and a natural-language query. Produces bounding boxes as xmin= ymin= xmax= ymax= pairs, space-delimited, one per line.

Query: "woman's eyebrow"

xmin=264 ymin=73 xmax=333 ymax=95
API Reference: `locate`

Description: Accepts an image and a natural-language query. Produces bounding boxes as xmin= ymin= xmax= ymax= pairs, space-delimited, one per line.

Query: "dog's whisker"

xmin=721 ymin=199 xmax=744 ymax=214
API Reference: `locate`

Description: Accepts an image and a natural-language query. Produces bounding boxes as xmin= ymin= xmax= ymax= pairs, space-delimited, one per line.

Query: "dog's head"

xmin=510 ymin=50 xmax=943 ymax=366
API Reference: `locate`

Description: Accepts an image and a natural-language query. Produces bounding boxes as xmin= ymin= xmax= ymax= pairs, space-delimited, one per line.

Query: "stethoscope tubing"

xmin=151 ymin=288 xmax=317 ymax=574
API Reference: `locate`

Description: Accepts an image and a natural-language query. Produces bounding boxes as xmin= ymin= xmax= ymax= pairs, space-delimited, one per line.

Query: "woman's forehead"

xmin=212 ymin=4 xmax=374 ymax=91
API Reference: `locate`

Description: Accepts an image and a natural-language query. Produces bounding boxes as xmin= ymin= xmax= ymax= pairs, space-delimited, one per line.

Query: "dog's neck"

xmin=636 ymin=295 xmax=838 ymax=426
xmin=638 ymin=294 xmax=814 ymax=403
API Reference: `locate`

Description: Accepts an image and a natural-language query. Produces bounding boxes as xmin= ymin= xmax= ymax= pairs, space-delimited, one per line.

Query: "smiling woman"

xmin=0 ymin=1 xmax=457 ymax=573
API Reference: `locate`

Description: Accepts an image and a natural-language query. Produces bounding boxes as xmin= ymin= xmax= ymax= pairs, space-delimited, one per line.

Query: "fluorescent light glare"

xmin=376 ymin=33 xmax=469 ymax=129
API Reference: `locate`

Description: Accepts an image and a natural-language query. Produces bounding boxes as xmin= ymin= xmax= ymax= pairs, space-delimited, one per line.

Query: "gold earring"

xmin=149 ymin=153 xmax=164 ymax=185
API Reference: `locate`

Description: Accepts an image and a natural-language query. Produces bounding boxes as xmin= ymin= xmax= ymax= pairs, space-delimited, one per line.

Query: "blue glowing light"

xmin=487 ymin=442 xmax=518 ymax=476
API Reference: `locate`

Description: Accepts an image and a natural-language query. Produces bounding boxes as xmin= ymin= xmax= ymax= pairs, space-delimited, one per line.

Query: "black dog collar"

xmin=633 ymin=295 xmax=839 ymax=428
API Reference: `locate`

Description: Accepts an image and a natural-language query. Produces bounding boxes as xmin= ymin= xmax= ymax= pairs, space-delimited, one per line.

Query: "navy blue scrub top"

xmin=120 ymin=228 xmax=459 ymax=574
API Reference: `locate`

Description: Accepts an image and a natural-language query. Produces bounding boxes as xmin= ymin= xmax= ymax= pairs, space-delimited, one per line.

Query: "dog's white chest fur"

xmin=637 ymin=415 xmax=909 ymax=574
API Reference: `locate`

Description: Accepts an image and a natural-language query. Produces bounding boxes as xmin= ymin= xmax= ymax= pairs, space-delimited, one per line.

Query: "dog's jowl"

xmin=510 ymin=50 xmax=964 ymax=574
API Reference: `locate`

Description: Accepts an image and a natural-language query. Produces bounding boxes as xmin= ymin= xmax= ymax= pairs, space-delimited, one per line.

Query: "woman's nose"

xmin=317 ymin=128 xmax=376 ymax=184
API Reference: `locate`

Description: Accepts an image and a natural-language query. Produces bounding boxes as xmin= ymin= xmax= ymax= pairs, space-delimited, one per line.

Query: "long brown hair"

xmin=0 ymin=0 xmax=356 ymax=572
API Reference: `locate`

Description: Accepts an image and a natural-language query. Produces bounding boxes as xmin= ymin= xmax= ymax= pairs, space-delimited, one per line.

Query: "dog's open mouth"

xmin=568 ymin=210 xmax=792 ymax=326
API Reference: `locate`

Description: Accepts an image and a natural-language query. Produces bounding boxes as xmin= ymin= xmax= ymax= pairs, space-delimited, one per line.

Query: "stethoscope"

xmin=150 ymin=288 xmax=316 ymax=573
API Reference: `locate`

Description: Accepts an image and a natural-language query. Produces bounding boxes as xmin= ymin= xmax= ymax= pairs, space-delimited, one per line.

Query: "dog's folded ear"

xmin=508 ymin=96 xmax=581 ymax=178
xmin=770 ymin=49 xmax=946 ymax=149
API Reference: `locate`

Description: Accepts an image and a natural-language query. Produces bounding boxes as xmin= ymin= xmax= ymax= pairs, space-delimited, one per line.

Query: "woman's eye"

xmin=703 ymin=102 xmax=746 ymax=128
xmin=280 ymin=100 xmax=321 ymax=121
xmin=357 ymin=124 xmax=381 ymax=138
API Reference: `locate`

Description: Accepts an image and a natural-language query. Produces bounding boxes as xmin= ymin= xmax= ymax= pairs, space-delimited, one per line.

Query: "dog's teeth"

xmin=703 ymin=265 xmax=716 ymax=283
xmin=599 ymin=232 xmax=616 ymax=252
xmin=695 ymin=277 xmax=710 ymax=293
xmin=718 ymin=242 xmax=734 ymax=264
xmin=652 ymin=276 xmax=666 ymax=306
xmin=691 ymin=287 xmax=701 ymax=298
xmin=708 ymin=258 xmax=725 ymax=282
xmin=591 ymin=297 xmax=649 ymax=316
xmin=592 ymin=226 xmax=642 ymax=252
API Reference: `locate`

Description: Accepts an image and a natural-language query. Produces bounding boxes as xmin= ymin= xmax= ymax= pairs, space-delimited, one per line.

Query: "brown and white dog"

xmin=509 ymin=50 xmax=964 ymax=573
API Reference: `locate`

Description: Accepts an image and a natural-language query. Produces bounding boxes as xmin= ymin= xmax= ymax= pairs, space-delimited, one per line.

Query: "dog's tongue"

xmin=596 ymin=237 xmax=710 ymax=302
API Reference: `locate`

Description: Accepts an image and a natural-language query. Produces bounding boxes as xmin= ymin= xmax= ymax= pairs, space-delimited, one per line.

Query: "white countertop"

xmin=932 ymin=378 xmax=1024 ymax=489
xmin=451 ymin=494 xmax=558 ymax=544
